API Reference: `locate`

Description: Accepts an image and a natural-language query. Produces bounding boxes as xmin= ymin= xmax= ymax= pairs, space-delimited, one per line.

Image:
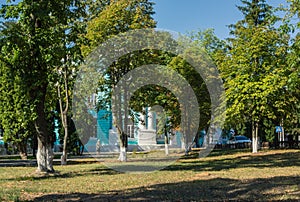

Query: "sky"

xmin=0 ymin=0 xmax=288 ymax=39
xmin=153 ymin=0 xmax=288 ymax=39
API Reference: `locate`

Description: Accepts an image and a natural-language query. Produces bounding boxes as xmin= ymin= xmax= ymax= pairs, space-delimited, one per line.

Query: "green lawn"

xmin=0 ymin=149 xmax=299 ymax=201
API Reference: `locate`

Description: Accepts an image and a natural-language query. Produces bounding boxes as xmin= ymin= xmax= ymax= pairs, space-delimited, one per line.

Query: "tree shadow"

xmin=33 ymin=175 xmax=300 ymax=201
xmin=165 ymin=150 xmax=300 ymax=172
xmin=3 ymin=166 xmax=119 ymax=182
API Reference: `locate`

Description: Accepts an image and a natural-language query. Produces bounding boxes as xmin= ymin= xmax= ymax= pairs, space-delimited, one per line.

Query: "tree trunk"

xmin=32 ymin=133 xmax=37 ymax=158
xmin=252 ymin=122 xmax=255 ymax=153
xmin=36 ymin=137 xmax=54 ymax=172
xmin=164 ymin=125 xmax=169 ymax=156
xmin=164 ymin=139 xmax=169 ymax=156
xmin=30 ymin=9 xmax=54 ymax=173
xmin=252 ymin=121 xmax=258 ymax=153
xmin=18 ymin=141 xmax=28 ymax=160
xmin=280 ymin=119 xmax=285 ymax=148
xmin=183 ymin=137 xmax=192 ymax=155
xmin=57 ymin=65 xmax=69 ymax=165
xmin=255 ymin=122 xmax=259 ymax=150
xmin=118 ymin=131 xmax=127 ymax=162
xmin=35 ymin=100 xmax=54 ymax=173
xmin=117 ymin=126 xmax=127 ymax=162
xmin=119 ymin=145 xmax=127 ymax=162
xmin=182 ymin=105 xmax=189 ymax=155
xmin=60 ymin=110 xmax=68 ymax=165
xmin=124 ymin=86 xmax=129 ymax=137
xmin=114 ymin=86 xmax=127 ymax=162
xmin=61 ymin=117 xmax=68 ymax=165
xmin=184 ymin=133 xmax=191 ymax=156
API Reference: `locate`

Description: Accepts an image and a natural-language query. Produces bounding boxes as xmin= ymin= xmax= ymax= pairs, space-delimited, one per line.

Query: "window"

xmin=127 ymin=125 xmax=134 ymax=138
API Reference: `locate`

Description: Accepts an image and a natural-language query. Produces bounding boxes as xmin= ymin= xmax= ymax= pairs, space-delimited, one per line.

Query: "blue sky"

xmin=0 ymin=0 xmax=288 ymax=39
xmin=153 ymin=0 xmax=287 ymax=39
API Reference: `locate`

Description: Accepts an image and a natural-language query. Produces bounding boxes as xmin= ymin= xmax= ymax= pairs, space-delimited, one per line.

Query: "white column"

xmin=148 ymin=107 xmax=155 ymax=130
xmin=139 ymin=112 xmax=145 ymax=130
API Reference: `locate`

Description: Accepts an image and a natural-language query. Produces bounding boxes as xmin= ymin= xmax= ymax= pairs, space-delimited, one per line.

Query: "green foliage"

xmin=0 ymin=21 xmax=36 ymax=156
xmin=284 ymin=0 xmax=300 ymax=134
xmin=82 ymin=0 xmax=156 ymax=56
xmin=58 ymin=116 xmax=81 ymax=155
xmin=0 ymin=0 xmax=86 ymax=167
xmin=80 ymin=0 xmax=157 ymax=151
xmin=220 ymin=0 xmax=292 ymax=141
xmin=235 ymin=0 xmax=274 ymax=27
xmin=0 ymin=0 xmax=299 ymax=158
xmin=130 ymin=84 xmax=181 ymax=130
xmin=263 ymin=118 xmax=275 ymax=142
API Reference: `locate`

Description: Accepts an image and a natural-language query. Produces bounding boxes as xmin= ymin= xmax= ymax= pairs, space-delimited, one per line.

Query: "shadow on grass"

xmin=2 ymin=166 xmax=119 ymax=182
xmin=165 ymin=150 xmax=300 ymax=172
xmin=2 ymin=150 xmax=299 ymax=181
xmin=32 ymin=175 xmax=300 ymax=201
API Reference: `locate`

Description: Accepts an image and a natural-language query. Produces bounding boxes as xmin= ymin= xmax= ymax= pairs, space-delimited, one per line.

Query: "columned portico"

xmin=138 ymin=107 xmax=157 ymax=145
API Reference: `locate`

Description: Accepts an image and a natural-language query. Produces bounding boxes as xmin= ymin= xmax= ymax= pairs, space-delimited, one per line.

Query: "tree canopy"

xmin=0 ymin=0 xmax=299 ymax=164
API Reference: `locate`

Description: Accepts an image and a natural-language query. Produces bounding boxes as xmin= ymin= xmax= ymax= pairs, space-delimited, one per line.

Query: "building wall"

xmin=97 ymin=110 xmax=112 ymax=145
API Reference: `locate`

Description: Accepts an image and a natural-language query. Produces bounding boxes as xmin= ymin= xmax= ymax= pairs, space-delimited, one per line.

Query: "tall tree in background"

xmin=221 ymin=0 xmax=290 ymax=153
xmin=0 ymin=21 xmax=36 ymax=160
xmin=82 ymin=0 xmax=156 ymax=161
xmin=55 ymin=1 xmax=86 ymax=165
xmin=285 ymin=0 xmax=300 ymax=136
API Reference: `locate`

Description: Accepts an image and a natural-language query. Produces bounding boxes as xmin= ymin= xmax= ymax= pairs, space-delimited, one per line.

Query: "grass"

xmin=0 ymin=149 xmax=299 ymax=201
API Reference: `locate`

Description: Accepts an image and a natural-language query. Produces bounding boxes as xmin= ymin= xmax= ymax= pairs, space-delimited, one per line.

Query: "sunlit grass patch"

xmin=0 ymin=149 xmax=299 ymax=201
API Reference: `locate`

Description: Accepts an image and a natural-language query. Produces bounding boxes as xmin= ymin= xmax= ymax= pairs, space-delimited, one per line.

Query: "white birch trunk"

xmin=36 ymin=140 xmax=54 ymax=173
xmin=118 ymin=146 xmax=127 ymax=162
xmin=57 ymin=68 xmax=69 ymax=166
xmin=165 ymin=142 xmax=169 ymax=156
xmin=181 ymin=140 xmax=186 ymax=151
xmin=61 ymin=118 xmax=68 ymax=165
xmin=35 ymin=100 xmax=55 ymax=173
xmin=181 ymin=134 xmax=189 ymax=155
xmin=252 ymin=122 xmax=258 ymax=153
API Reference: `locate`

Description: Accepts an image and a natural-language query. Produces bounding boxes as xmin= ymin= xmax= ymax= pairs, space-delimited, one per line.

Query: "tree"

xmin=285 ymin=0 xmax=300 ymax=137
xmin=125 ymin=30 xmax=225 ymax=155
xmin=0 ymin=62 xmax=34 ymax=159
xmin=82 ymin=0 xmax=156 ymax=56
xmin=0 ymin=21 xmax=34 ymax=159
xmin=57 ymin=115 xmax=81 ymax=155
xmin=55 ymin=2 xmax=86 ymax=165
xmin=82 ymin=0 xmax=156 ymax=161
xmin=221 ymin=0 xmax=290 ymax=153
xmin=130 ymin=84 xmax=180 ymax=156
xmin=0 ymin=0 xmax=86 ymax=172
xmin=165 ymin=31 xmax=227 ymax=153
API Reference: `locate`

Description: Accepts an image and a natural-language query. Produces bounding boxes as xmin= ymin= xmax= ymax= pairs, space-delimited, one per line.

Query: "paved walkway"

xmin=0 ymin=159 xmax=37 ymax=167
xmin=0 ymin=153 xmax=116 ymax=167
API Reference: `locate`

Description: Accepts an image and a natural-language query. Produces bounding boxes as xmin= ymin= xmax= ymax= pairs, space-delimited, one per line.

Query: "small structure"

xmin=137 ymin=107 xmax=157 ymax=145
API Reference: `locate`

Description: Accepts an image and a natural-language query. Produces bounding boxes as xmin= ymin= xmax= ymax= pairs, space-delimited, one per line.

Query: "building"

xmin=82 ymin=106 xmax=183 ymax=152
